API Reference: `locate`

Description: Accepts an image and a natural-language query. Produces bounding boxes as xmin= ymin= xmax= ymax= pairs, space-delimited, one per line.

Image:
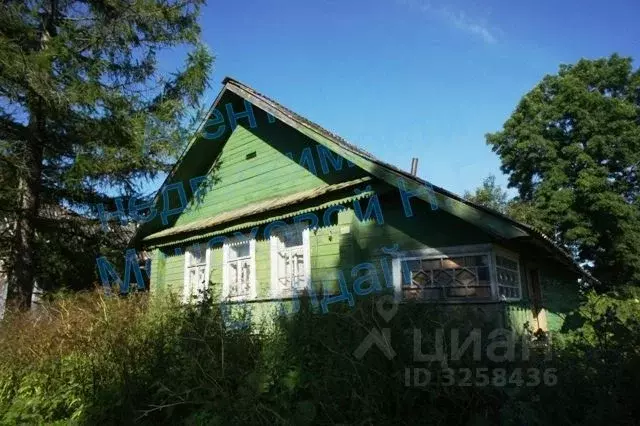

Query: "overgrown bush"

xmin=0 ymin=288 xmax=638 ymax=425
xmin=500 ymin=288 xmax=640 ymax=425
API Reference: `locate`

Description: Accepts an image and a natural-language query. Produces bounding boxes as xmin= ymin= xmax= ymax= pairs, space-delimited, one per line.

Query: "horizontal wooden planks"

xmin=174 ymin=122 xmax=367 ymax=227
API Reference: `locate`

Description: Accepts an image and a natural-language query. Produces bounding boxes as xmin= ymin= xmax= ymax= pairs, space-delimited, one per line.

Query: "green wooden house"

xmin=132 ymin=77 xmax=592 ymax=333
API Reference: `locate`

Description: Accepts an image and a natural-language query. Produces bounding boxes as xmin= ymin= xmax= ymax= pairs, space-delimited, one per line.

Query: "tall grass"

xmin=0 ymin=289 xmax=638 ymax=425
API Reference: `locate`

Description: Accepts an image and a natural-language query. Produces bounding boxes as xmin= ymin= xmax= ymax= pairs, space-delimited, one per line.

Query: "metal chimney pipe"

xmin=410 ymin=157 xmax=418 ymax=176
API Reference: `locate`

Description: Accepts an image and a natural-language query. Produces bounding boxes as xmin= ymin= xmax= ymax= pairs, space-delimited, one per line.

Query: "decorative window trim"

xmin=222 ymin=237 xmax=257 ymax=301
xmin=182 ymin=243 xmax=211 ymax=303
xmin=392 ymin=244 xmax=522 ymax=303
xmin=269 ymin=225 xmax=311 ymax=298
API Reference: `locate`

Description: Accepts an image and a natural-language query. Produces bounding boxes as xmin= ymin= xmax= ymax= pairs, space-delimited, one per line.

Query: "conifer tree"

xmin=0 ymin=0 xmax=212 ymax=307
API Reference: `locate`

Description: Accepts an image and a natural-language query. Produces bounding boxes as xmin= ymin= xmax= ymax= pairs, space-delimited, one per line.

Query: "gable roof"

xmin=133 ymin=77 xmax=597 ymax=284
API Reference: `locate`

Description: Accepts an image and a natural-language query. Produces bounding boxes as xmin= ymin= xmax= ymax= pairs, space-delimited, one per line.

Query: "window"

xmin=223 ymin=238 xmax=256 ymax=300
xmin=400 ymin=254 xmax=492 ymax=301
xmin=393 ymin=245 xmax=523 ymax=302
xmin=183 ymin=243 xmax=210 ymax=303
xmin=495 ymin=253 xmax=521 ymax=300
xmin=270 ymin=225 xmax=311 ymax=298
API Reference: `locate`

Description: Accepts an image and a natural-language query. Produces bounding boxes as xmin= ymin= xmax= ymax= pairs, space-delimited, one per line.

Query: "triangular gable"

xmin=131 ymin=88 xmax=236 ymax=241
xmin=133 ymin=87 xmax=369 ymax=243
xmin=172 ymin=111 xmax=367 ymax=227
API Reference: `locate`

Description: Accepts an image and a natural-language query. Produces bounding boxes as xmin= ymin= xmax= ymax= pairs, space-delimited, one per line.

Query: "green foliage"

xmin=501 ymin=288 xmax=640 ymax=425
xmin=486 ymin=54 xmax=640 ymax=286
xmin=564 ymin=287 xmax=640 ymax=356
xmin=1 ymin=290 xmax=639 ymax=425
xmin=463 ymin=176 xmax=557 ymax=235
xmin=464 ymin=174 xmax=509 ymax=213
xmin=0 ymin=0 xmax=213 ymax=301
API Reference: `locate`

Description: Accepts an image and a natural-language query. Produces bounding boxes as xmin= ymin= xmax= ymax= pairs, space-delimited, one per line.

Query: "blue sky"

xmin=156 ymin=0 xmax=640 ymax=198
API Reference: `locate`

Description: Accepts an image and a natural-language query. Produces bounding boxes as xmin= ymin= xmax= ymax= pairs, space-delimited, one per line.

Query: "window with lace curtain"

xmin=223 ymin=238 xmax=256 ymax=300
xmin=183 ymin=243 xmax=209 ymax=303
xmin=270 ymin=225 xmax=310 ymax=298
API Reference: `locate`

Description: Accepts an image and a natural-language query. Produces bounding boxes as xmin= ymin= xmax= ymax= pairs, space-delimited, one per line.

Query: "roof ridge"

xmin=222 ymin=77 xmax=381 ymax=160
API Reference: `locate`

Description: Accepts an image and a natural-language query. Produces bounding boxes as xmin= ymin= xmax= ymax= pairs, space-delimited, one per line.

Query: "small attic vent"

xmin=246 ymin=151 xmax=257 ymax=160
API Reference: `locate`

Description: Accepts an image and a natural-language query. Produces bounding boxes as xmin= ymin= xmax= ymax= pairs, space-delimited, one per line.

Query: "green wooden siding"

xmin=308 ymin=192 xmax=495 ymax=294
xmin=150 ymin=201 xmax=555 ymax=334
xmin=145 ymin=118 xmax=562 ymax=334
xmin=504 ymin=303 xmax=536 ymax=333
xmin=174 ymin=119 xmax=366 ymax=228
xmin=152 ymin=206 xmax=355 ymax=298
xmin=540 ymin=275 xmax=581 ymax=332
xmin=151 ymin=196 xmax=498 ymax=300
xmin=155 ymin=249 xmax=183 ymax=298
xmin=350 ymin=190 xmax=492 ymax=258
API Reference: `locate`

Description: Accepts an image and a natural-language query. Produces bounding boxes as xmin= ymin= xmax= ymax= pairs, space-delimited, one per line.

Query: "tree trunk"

xmin=10 ymin=112 xmax=44 ymax=310
xmin=8 ymin=2 xmax=54 ymax=310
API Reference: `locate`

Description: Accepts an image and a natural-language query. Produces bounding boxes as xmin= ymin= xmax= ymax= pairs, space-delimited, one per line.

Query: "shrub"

xmin=0 ymin=288 xmax=638 ymax=425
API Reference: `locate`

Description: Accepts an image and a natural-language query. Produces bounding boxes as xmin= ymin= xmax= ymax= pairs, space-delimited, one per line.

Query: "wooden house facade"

xmin=132 ymin=78 xmax=591 ymax=333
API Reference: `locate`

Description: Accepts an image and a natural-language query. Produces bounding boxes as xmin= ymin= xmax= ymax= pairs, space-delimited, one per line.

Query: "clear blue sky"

xmin=156 ymin=0 xmax=640 ymax=198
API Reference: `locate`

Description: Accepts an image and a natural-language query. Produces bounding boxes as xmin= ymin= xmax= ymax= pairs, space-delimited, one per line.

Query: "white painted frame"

xmin=492 ymin=246 xmax=523 ymax=302
xmin=222 ymin=237 xmax=257 ymax=301
xmin=182 ymin=243 xmax=211 ymax=303
xmin=270 ymin=225 xmax=311 ymax=298
xmin=390 ymin=243 xmax=525 ymax=302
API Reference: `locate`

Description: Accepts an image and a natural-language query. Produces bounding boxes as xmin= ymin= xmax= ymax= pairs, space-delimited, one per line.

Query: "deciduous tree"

xmin=486 ymin=54 xmax=640 ymax=286
xmin=463 ymin=174 xmax=508 ymax=213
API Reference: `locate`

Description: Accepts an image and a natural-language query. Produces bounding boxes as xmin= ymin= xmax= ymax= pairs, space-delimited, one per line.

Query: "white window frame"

xmin=222 ymin=237 xmax=257 ymax=301
xmin=269 ymin=225 xmax=311 ymax=298
xmin=183 ymin=243 xmax=211 ymax=303
xmin=492 ymin=247 xmax=522 ymax=301
xmin=391 ymin=244 xmax=522 ymax=302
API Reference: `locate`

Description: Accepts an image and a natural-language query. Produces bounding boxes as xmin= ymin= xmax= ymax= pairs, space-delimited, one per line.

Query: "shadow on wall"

xmin=541 ymin=275 xmax=584 ymax=333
